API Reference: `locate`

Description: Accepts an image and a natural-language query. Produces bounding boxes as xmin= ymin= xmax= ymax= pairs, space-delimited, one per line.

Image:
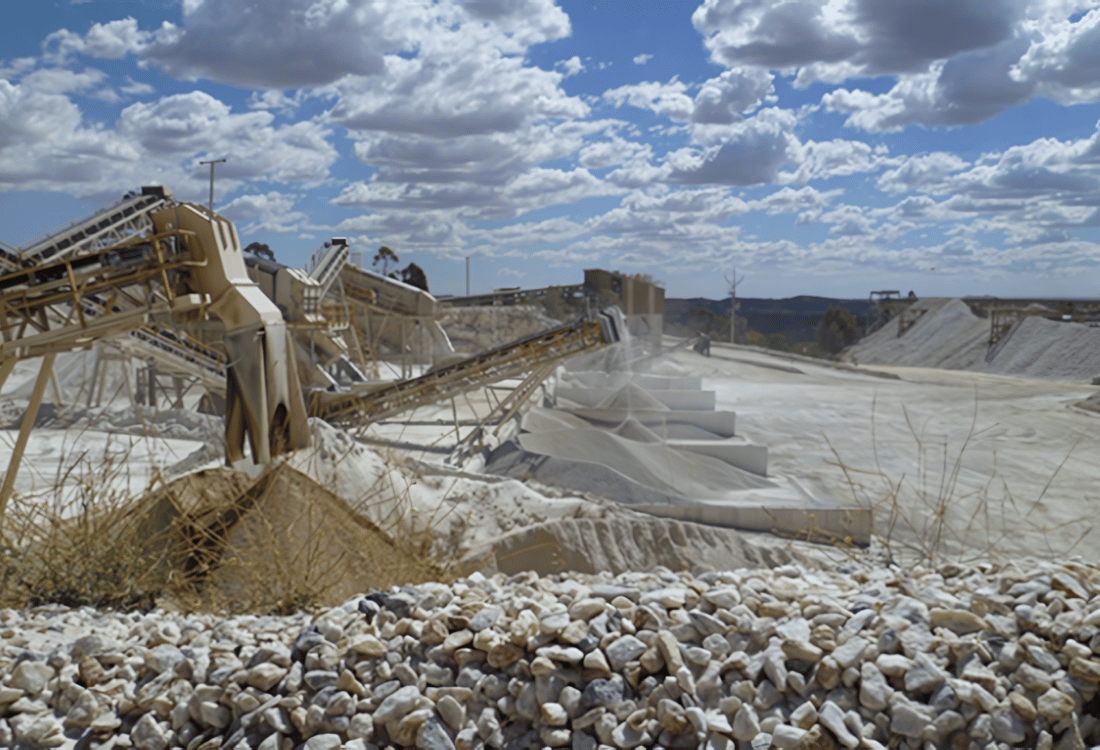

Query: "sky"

xmin=2 ymin=1 xmax=1100 ymax=301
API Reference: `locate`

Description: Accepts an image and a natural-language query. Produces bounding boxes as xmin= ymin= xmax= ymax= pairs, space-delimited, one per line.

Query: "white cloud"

xmin=118 ymin=92 xmax=337 ymax=184
xmin=604 ymin=78 xmax=694 ymax=122
xmin=43 ymin=18 xmax=149 ymax=63
xmin=604 ymin=69 xmax=773 ymax=126
xmin=1012 ymin=8 xmax=1100 ymax=104
xmin=694 ymin=1 xmax=1100 ymax=130
xmin=0 ymin=81 xmax=338 ymax=201
xmin=220 ymin=191 xmax=306 ymax=233
xmin=497 ymin=267 xmax=527 ymax=279
xmin=579 ymin=137 xmax=649 ymax=170
xmin=876 ymin=152 xmax=971 ymax=193
xmin=633 ymin=54 xmax=654 ymax=65
xmin=326 ymin=52 xmax=587 ymax=137
xmin=690 ymin=68 xmax=773 ymax=124
xmin=666 ymin=108 xmax=801 ymax=186
xmin=783 ymin=138 xmax=899 ymax=183
xmin=821 ymin=39 xmax=1036 ymax=131
xmin=139 ymin=0 xmax=570 ymax=90
xmin=692 ymin=0 xmax=1021 ymax=82
xmin=749 ymin=185 xmax=843 ymax=214
xmin=120 ymin=77 xmax=154 ymax=96
xmin=557 ymin=56 xmax=584 ymax=77
xmin=18 ymin=68 xmax=106 ymax=96
xmin=470 ymin=217 xmax=585 ymax=248
xmin=818 ymin=204 xmax=873 ymax=236
xmin=0 ymin=58 xmax=36 ymax=80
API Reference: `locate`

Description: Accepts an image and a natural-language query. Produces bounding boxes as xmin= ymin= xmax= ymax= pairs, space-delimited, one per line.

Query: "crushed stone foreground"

xmin=2 ymin=557 xmax=1099 ymax=749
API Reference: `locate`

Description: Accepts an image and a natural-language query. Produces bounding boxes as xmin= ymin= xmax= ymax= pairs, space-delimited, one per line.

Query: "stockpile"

xmin=846 ymin=298 xmax=1100 ymax=382
xmin=439 ymin=306 xmax=562 ymax=353
xmin=3 ymin=559 xmax=1099 ymax=749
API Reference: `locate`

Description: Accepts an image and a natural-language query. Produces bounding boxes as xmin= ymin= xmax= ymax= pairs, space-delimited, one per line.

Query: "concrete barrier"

xmin=668 ymin=439 xmax=767 ymax=476
xmin=557 ymin=387 xmax=716 ymax=411
xmin=565 ymin=371 xmax=703 ymax=391
xmin=564 ymin=408 xmax=737 ymax=437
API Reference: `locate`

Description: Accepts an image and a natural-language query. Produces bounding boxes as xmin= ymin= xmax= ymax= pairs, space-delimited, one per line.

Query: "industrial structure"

xmin=0 ymin=186 xmax=625 ymax=509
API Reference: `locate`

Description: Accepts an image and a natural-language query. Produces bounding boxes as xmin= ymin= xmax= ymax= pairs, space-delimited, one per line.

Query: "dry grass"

xmin=0 ymin=414 xmax=464 ymax=615
xmin=821 ymin=389 xmax=1093 ymax=569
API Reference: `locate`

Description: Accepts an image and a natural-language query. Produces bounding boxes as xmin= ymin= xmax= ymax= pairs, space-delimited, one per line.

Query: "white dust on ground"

xmin=440 ymin=305 xmax=563 ymax=353
xmin=846 ymin=297 xmax=1100 ymax=382
xmin=0 ymin=347 xmax=837 ymax=580
xmin=684 ymin=335 xmax=1100 ymax=565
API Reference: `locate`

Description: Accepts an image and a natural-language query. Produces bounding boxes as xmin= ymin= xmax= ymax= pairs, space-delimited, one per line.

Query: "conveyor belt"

xmin=15 ymin=188 xmax=172 ymax=267
xmin=317 ymin=318 xmax=612 ymax=426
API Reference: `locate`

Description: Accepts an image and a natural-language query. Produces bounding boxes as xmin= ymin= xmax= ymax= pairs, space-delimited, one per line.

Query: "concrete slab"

xmin=565 ymin=371 xmax=703 ymax=391
xmin=668 ymin=439 xmax=768 ymax=476
xmin=563 ymin=408 xmax=737 ymax=438
xmin=557 ymin=386 xmax=716 ymax=411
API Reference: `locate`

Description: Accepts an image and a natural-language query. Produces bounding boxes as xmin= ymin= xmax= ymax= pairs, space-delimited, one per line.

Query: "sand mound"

xmin=484 ymin=440 xmax=694 ymax=508
xmin=467 ymin=514 xmax=838 ymax=577
xmin=517 ymin=428 xmax=775 ymax=497
xmin=520 ymin=407 xmax=593 ymax=433
xmin=594 ymin=382 xmax=669 ymax=411
xmin=137 ymin=463 xmax=439 ymax=611
xmin=848 ymin=298 xmax=1100 ymax=381
xmin=611 ymin=418 xmax=664 ymax=444
xmin=983 ymin=315 xmax=1100 ymax=381
xmin=848 ymin=298 xmax=988 ymax=370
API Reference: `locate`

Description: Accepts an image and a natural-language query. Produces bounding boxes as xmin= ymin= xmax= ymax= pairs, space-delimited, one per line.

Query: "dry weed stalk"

xmin=821 ymin=388 xmax=1093 ymax=569
xmin=1 ymin=399 xmax=465 ymax=614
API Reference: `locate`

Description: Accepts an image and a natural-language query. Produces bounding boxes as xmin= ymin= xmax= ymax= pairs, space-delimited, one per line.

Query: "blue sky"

xmin=3 ymin=1 xmax=1100 ymax=300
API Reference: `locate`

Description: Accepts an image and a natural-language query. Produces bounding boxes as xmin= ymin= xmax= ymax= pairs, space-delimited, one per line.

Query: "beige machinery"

xmin=244 ymin=243 xmax=367 ymax=391
xmin=0 ymin=185 xmax=309 ymax=510
xmin=0 ymin=186 xmax=624 ymax=513
xmin=335 ymin=262 xmax=456 ymax=375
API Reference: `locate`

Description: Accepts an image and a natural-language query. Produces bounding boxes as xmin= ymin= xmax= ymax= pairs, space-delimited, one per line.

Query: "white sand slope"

xmin=848 ymin=297 xmax=1100 ymax=382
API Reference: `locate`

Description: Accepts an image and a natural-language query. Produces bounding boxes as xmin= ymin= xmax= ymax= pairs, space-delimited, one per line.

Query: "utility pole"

xmin=199 ymin=158 xmax=227 ymax=216
xmin=725 ymin=267 xmax=744 ymax=344
xmin=466 ymin=255 xmax=470 ymax=296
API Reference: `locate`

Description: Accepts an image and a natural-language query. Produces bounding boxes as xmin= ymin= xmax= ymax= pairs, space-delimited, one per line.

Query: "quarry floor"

xmin=2 ymin=340 xmax=1099 ymax=567
xmin=690 ymin=339 xmax=1100 ymax=563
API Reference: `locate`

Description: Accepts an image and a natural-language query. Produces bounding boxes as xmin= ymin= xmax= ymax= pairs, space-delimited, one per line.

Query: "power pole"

xmin=466 ymin=255 xmax=471 ymax=296
xmin=199 ymin=158 xmax=227 ymax=216
xmin=725 ymin=268 xmax=744 ymax=344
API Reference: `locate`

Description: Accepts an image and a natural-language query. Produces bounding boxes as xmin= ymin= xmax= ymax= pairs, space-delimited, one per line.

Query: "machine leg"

xmin=0 ymin=358 xmax=17 ymax=397
xmin=0 ymin=353 xmax=57 ymax=522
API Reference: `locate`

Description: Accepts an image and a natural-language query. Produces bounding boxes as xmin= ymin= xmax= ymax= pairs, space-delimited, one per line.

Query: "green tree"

xmin=542 ymin=286 xmax=570 ymax=321
xmin=765 ymin=331 xmax=790 ymax=351
xmin=373 ymin=245 xmax=399 ymax=276
xmin=817 ymin=306 xmax=861 ymax=354
xmin=690 ymin=307 xmax=730 ymax=339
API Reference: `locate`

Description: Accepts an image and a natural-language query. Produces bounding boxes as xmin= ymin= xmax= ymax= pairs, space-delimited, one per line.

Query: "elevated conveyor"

xmin=12 ymin=188 xmax=174 ymax=268
xmin=317 ymin=313 xmax=621 ymax=427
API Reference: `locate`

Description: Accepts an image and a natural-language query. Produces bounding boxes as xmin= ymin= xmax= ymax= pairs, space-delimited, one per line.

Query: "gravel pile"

xmin=3 ymin=559 xmax=1100 ymax=750
xmin=440 ymin=307 xmax=562 ymax=354
xmin=847 ymin=298 xmax=1100 ymax=382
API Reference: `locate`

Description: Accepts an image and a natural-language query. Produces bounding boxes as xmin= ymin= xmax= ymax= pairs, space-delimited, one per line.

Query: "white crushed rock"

xmin=3 ymin=558 xmax=1099 ymax=749
xmin=847 ymin=298 xmax=1100 ymax=382
xmin=440 ymin=306 xmax=562 ymax=354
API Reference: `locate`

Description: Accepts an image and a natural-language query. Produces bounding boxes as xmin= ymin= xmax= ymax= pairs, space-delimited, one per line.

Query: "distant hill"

xmin=666 ymin=296 xmax=877 ymax=341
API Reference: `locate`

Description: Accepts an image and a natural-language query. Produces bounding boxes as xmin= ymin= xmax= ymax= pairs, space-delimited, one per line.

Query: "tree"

xmin=398 ymin=262 xmax=429 ymax=292
xmin=373 ymin=246 xmax=399 ymax=276
xmin=243 ymin=242 xmax=275 ymax=261
xmin=817 ymin=306 xmax=861 ymax=355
